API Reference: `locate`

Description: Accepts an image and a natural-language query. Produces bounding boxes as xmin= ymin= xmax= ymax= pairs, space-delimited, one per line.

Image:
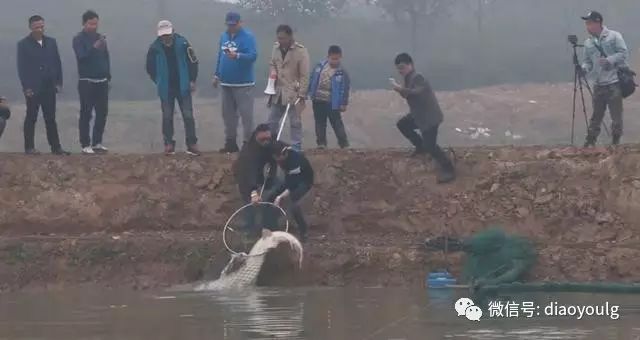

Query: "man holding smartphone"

xmin=213 ymin=12 xmax=258 ymax=154
xmin=73 ymin=10 xmax=111 ymax=154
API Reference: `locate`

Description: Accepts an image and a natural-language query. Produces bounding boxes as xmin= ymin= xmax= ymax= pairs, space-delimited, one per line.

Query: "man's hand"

xmin=226 ymin=50 xmax=239 ymax=60
xmin=93 ymin=36 xmax=106 ymax=49
xmin=24 ymin=89 xmax=34 ymax=98
xmin=190 ymin=81 xmax=197 ymax=93
xmin=56 ymin=85 xmax=63 ymax=94
xmin=250 ymin=191 xmax=261 ymax=205
xmin=274 ymin=195 xmax=283 ymax=207
xmin=599 ymin=58 xmax=610 ymax=66
xmin=212 ymin=76 xmax=220 ymax=88
xmin=340 ymin=105 xmax=347 ymax=113
xmin=295 ymin=97 xmax=306 ymax=113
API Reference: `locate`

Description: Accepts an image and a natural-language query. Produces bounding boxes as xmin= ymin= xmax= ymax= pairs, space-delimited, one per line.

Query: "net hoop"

xmin=222 ymin=202 xmax=289 ymax=256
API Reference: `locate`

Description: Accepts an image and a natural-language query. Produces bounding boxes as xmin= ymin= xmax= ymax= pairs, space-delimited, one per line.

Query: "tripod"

xmin=570 ymin=43 xmax=609 ymax=145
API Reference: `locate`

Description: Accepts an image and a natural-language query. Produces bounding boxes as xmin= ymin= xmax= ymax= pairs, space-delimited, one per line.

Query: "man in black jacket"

xmin=0 ymin=97 xmax=10 ymax=140
xmin=234 ymin=124 xmax=279 ymax=232
xmin=391 ymin=53 xmax=455 ymax=184
xmin=73 ymin=10 xmax=111 ymax=154
xmin=270 ymin=140 xmax=314 ymax=242
xmin=17 ymin=15 xmax=70 ymax=155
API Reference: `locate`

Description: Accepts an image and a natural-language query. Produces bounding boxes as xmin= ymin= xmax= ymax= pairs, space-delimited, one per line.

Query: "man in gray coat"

xmin=392 ymin=53 xmax=455 ymax=184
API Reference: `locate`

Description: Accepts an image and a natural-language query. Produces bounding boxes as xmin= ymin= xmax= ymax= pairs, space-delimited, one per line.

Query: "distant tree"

xmin=238 ymin=0 xmax=346 ymax=17
xmin=366 ymin=0 xmax=453 ymax=51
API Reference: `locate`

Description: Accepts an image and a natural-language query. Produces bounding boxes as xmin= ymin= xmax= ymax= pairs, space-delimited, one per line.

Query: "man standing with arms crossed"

xmin=581 ymin=11 xmax=630 ymax=147
xmin=73 ymin=10 xmax=111 ymax=154
xmin=213 ymin=12 xmax=258 ymax=154
xmin=17 ymin=15 xmax=70 ymax=155
xmin=267 ymin=25 xmax=310 ymax=152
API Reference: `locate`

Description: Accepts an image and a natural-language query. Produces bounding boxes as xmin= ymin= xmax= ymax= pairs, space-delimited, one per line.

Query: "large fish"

xmin=195 ymin=229 xmax=303 ymax=291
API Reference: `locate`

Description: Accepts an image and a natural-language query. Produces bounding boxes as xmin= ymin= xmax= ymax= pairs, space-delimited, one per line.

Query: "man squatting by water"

xmin=580 ymin=11 xmax=629 ymax=147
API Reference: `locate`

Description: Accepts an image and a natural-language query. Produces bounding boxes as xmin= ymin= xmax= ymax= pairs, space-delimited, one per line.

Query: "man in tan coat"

xmin=267 ymin=24 xmax=310 ymax=152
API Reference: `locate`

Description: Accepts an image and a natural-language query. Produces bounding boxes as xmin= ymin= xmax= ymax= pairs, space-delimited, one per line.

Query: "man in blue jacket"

xmin=308 ymin=45 xmax=350 ymax=149
xmin=146 ymin=20 xmax=201 ymax=156
xmin=17 ymin=15 xmax=70 ymax=155
xmin=73 ymin=10 xmax=111 ymax=154
xmin=213 ymin=12 xmax=257 ymax=154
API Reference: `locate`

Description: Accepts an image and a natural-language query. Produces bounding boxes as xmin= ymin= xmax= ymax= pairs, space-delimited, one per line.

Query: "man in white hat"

xmin=146 ymin=20 xmax=201 ymax=156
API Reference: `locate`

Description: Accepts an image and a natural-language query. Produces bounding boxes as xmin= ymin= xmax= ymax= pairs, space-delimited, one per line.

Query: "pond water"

xmin=1 ymin=287 xmax=639 ymax=339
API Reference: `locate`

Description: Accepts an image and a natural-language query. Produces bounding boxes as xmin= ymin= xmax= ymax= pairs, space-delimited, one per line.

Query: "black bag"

xmin=593 ymin=42 xmax=637 ymax=98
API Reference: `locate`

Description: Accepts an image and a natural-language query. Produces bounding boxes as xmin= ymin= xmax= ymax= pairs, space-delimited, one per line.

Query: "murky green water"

xmin=1 ymin=287 xmax=640 ymax=339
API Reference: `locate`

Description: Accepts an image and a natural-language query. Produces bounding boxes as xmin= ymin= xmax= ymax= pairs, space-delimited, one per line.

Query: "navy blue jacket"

xmin=17 ymin=35 xmax=63 ymax=93
xmin=277 ymin=150 xmax=314 ymax=202
xmin=308 ymin=61 xmax=350 ymax=111
xmin=72 ymin=31 xmax=111 ymax=81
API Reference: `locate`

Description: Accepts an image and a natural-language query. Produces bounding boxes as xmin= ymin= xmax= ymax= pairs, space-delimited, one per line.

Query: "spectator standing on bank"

xmin=308 ymin=45 xmax=350 ymax=149
xmin=266 ymin=25 xmax=310 ymax=152
xmin=146 ymin=20 xmax=201 ymax=156
xmin=17 ymin=15 xmax=70 ymax=155
xmin=213 ymin=12 xmax=258 ymax=154
xmin=73 ymin=10 xmax=111 ymax=154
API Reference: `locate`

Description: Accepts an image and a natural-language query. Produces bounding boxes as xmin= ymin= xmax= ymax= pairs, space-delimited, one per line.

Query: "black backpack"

xmin=594 ymin=42 xmax=637 ymax=98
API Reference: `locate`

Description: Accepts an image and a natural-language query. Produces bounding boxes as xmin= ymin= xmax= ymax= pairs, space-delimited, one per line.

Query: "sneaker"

xmin=92 ymin=144 xmax=108 ymax=153
xmin=82 ymin=147 xmax=95 ymax=154
xmin=612 ymin=135 xmax=621 ymax=146
xmin=52 ymin=148 xmax=71 ymax=155
xmin=164 ymin=144 xmax=176 ymax=156
xmin=219 ymin=140 xmax=239 ymax=154
xmin=25 ymin=148 xmax=41 ymax=155
xmin=317 ymin=144 xmax=327 ymax=150
xmin=186 ymin=144 xmax=201 ymax=156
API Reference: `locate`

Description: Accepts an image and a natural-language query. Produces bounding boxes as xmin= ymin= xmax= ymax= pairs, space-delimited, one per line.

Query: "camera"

xmin=568 ymin=35 xmax=578 ymax=45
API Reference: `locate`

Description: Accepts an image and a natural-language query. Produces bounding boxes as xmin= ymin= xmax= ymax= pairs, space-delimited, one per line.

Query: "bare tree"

xmin=367 ymin=0 xmax=452 ymax=52
xmin=238 ymin=0 xmax=345 ymax=17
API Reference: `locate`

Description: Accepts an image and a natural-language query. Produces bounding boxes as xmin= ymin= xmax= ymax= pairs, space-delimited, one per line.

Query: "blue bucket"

xmin=427 ymin=271 xmax=457 ymax=288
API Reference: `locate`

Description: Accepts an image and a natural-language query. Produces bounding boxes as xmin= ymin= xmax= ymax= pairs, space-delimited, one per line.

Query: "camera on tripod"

xmin=568 ymin=35 xmax=578 ymax=46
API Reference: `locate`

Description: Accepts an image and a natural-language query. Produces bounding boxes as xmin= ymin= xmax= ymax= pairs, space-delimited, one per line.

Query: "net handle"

xmin=222 ymin=201 xmax=289 ymax=256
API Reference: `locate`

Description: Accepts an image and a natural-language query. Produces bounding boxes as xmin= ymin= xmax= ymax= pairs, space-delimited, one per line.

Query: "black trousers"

xmin=313 ymin=101 xmax=349 ymax=148
xmin=24 ymin=86 xmax=61 ymax=151
xmin=0 ymin=117 xmax=6 ymax=140
xmin=78 ymin=80 xmax=109 ymax=147
xmin=397 ymin=114 xmax=454 ymax=171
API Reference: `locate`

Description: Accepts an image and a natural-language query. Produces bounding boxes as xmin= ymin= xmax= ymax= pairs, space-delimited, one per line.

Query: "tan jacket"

xmin=269 ymin=41 xmax=310 ymax=105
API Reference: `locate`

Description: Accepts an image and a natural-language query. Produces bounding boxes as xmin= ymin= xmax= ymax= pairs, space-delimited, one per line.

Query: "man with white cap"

xmin=146 ymin=20 xmax=201 ymax=156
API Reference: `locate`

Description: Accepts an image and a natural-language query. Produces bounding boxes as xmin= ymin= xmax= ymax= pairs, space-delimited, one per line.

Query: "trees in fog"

xmin=238 ymin=0 xmax=345 ymax=17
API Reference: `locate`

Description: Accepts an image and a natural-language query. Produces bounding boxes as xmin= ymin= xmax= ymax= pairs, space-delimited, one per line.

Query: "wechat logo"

xmin=455 ymin=297 xmax=483 ymax=321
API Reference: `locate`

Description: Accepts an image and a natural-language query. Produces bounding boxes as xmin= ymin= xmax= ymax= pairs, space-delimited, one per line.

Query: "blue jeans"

xmin=161 ymin=90 xmax=197 ymax=146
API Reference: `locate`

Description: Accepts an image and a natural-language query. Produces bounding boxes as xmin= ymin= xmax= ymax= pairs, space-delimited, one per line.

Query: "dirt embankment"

xmin=2 ymin=146 xmax=640 ymax=292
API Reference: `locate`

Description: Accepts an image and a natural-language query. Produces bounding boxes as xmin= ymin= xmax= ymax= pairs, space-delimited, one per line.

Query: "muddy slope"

xmin=1 ymin=146 xmax=640 ymax=291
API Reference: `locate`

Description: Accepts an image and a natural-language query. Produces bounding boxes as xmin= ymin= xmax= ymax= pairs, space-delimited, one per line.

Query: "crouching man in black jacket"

xmin=234 ymin=124 xmax=278 ymax=236
xmin=0 ymin=97 xmax=10 ymax=140
xmin=269 ymin=141 xmax=314 ymax=242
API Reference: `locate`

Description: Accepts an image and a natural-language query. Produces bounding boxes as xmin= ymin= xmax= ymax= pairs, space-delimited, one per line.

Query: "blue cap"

xmin=225 ymin=12 xmax=241 ymax=25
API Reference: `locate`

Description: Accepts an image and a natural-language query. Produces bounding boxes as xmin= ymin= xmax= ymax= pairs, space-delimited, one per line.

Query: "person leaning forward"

xmin=266 ymin=25 xmax=310 ymax=152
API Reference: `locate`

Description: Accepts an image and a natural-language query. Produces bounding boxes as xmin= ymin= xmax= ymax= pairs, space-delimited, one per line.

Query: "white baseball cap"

xmin=157 ymin=20 xmax=173 ymax=36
